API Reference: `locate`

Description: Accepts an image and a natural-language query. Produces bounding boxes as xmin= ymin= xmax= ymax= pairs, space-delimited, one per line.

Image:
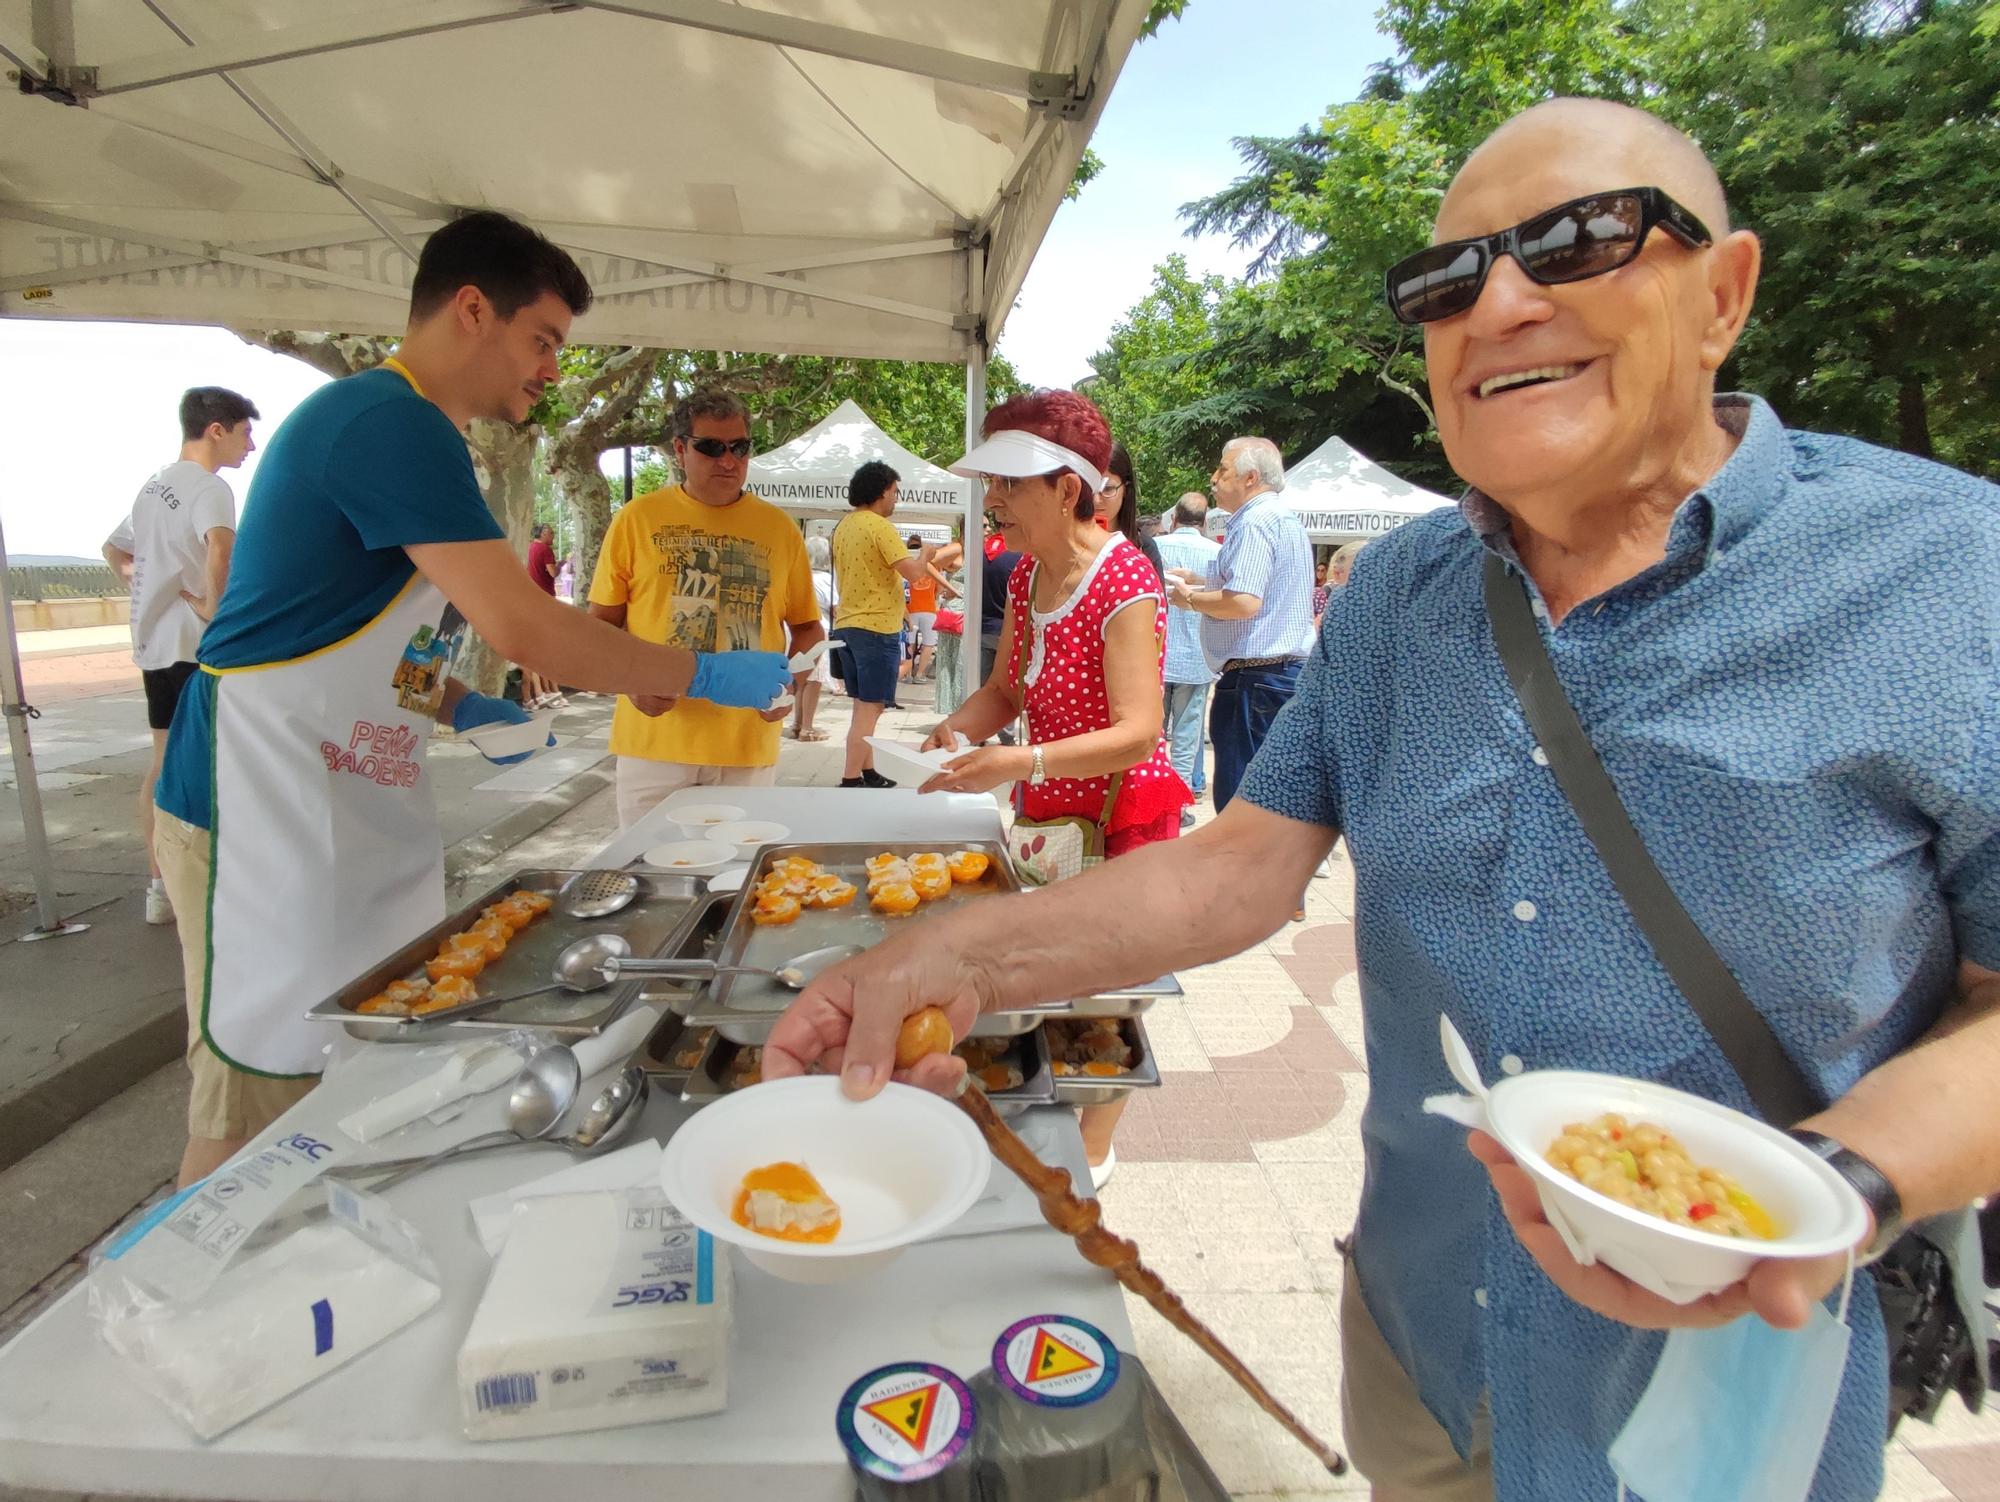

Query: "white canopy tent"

xmin=1205 ymin=432 xmax=1455 ymax=546
xmin=0 ymin=0 xmax=1149 ymax=934
xmin=747 ymin=398 xmax=973 ymax=522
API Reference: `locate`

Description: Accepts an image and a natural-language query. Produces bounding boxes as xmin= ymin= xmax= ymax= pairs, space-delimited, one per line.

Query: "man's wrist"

xmin=1788 ymin=1128 xmax=1905 ymax=1262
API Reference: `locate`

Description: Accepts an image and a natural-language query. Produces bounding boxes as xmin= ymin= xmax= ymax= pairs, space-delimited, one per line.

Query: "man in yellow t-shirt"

xmin=590 ymin=390 xmax=822 ymax=825
xmin=831 ymin=460 xmax=935 ymax=787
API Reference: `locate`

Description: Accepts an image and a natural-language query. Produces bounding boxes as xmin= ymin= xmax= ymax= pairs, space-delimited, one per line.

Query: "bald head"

xmin=1445 ymin=98 xmax=1728 ymax=241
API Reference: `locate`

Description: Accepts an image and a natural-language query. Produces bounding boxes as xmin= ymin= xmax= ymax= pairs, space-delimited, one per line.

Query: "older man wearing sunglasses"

xmin=763 ymin=98 xmax=2000 ymax=1502
xmin=589 ymin=388 xmax=824 ymax=825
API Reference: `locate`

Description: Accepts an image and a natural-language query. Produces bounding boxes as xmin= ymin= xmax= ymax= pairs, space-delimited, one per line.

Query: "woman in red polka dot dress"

xmin=918 ymin=390 xmax=1191 ymax=1183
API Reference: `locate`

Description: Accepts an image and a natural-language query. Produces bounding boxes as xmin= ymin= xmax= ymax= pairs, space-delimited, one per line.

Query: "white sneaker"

xmin=1088 ymin=1147 xmax=1117 ymax=1192
xmin=145 ymin=883 xmax=173 ymax=925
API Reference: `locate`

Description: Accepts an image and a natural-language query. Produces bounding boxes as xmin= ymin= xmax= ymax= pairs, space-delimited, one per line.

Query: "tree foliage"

xmin=1086 ymin=0 xmax=2000 ymax=493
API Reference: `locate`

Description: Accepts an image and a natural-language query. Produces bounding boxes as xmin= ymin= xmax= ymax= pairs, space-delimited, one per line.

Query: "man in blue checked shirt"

xmin=772 ymin=97 xmax=2000 ymax=1502
xmin=1164 ymin=437 xmax=1317 ymax=815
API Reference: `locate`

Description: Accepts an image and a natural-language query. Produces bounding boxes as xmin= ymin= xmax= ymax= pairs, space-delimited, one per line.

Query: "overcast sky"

xmin=0 ymin=3 xmax=1387 ymax=561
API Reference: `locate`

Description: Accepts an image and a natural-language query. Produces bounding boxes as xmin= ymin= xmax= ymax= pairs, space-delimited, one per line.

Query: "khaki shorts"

xmin=614 ymin=757 xmax=778 ymax=829
xmin=1340 ymin=1251 xmax=1494 ymax=1502
xmin=153 ymin=809 xmax=317 ymax=1142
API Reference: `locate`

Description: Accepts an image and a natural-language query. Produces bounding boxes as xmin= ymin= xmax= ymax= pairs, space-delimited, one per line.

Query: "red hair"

xmin=982 ymin=389 xmax=1113 ymax=475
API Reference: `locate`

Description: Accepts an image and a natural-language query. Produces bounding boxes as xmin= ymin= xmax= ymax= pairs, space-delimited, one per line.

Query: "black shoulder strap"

xmin=1480 ymin=551 xmax=1820 ymax=1126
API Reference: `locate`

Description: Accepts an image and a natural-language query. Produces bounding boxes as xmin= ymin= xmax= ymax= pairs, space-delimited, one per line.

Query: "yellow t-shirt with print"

xmin=832 ymin=508 xmax=911 ymax=634
xmin=589 ymin=485 xmax=816 ymax=768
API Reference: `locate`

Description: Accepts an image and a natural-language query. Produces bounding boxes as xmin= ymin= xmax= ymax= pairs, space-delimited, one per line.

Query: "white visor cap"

xmin=950 ymin=429 xmax=1106 ymax=495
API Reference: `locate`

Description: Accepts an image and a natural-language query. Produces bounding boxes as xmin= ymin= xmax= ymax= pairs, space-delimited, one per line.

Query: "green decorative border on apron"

xmin=198 ymin=672 xmax=317 ymax=1082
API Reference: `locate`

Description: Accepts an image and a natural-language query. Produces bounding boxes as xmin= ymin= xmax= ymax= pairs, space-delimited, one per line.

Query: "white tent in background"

xmin=1208 ymin=433 xmax=1455 ymax=545
xmin=748 ymin=400 xmax=973 ymax=523
xmin=1279 ymin=434 xmax=1455 ymax=542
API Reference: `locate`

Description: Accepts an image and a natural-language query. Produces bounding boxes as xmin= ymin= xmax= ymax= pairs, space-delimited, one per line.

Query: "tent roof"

xmin=748 ymin=397 xmax=970 ymax=516
xmin=1279 ymin=433 xmax=1455 ymax=541
xmin=0 ymin=0 xmax=1147 ymax=362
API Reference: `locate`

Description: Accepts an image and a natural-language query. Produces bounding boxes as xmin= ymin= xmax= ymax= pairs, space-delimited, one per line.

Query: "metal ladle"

xmin=329 ymin=1044 xmax=583 ymax=1190
xmin=551 ymin=932 xmax=864 ymax=993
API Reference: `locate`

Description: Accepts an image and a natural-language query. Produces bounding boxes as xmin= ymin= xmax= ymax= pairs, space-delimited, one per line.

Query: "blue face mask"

xmin=1609 ymin=1256 xmax=1854 ymax=1502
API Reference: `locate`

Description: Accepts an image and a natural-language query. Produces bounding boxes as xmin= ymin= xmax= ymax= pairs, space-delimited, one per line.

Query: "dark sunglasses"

xmin=1384 ymin=187 xmax=1713 ymax=326
xmin=688 ymin=436 xmax=753 ymax=459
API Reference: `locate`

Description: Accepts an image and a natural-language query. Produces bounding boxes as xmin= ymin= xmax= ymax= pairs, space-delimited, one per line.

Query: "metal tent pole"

xmin=0 ymin=511 xmax=88 ymax=941
xmin=962 ymin=350 xmax=988 ymax=643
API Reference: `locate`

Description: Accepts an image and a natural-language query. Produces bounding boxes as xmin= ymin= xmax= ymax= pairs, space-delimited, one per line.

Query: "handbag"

xmin=1005 ymin=566 xmax=1121 ymax=886
xmin=1482 ymin=551 xmax=1992 ymax=1428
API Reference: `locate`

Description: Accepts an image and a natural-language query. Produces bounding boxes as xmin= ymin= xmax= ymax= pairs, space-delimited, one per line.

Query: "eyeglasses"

xmin=1383 ymin=187 xmax=1713 ymax=326
xmin=688 ymin=436 xmax=753 ymax=459
xmin=980 ymin=473 xmax=1055 ymax=494
xmin=1101 ymin=477 xmax=1124 ymax=493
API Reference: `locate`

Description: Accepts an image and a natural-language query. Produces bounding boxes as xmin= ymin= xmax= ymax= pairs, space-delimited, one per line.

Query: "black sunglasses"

xmin=1384 ymin=187 xmax=1713 ymax=326
xmin=688 ymin=436 xmax=753 ymax=459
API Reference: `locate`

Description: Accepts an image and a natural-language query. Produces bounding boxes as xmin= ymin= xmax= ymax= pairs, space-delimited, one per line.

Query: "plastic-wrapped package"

xmin=970 ymin=1315 xmax=1154 ymax=1502
xmin=87 ymin=1176 xmax=441 ymax=1441
xmin=837 ymin=1361 xmax=980 ymax=1501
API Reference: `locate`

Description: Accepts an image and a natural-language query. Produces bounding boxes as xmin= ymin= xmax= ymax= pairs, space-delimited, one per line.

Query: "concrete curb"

xmin=0 ymin=757 xmax=615 ymax=1172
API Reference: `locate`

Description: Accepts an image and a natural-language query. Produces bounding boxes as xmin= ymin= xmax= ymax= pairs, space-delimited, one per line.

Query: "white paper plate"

xmin=707 ymin=819 xmax=791 ymax=859
xmin=669 ymin=802 xmax=745 ymax=834
xmin=706 ymin=865 xmax=752 ymax=894
xmin=659 ymin=1077 xmax=990 ymax=1283
xmin=641 ymin=839 xmax=738 ymax=874
xmin=460 ymin=709 xmax=558 ymax=760
xmin=864 ymin=735 xmax=967 ymax=787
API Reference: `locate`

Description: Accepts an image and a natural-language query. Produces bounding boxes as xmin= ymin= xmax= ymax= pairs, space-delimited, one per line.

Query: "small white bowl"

xmin=660 ymin=1077 xmax=990 ymax=1283
xmin=668 ymin=802 xmax=745 ymax=835
xmin=707 ymin=865 xmax=751 ymax=894
xmin=707 ymin=819 xmax=791 ymax=859
xmin=1482 ymin=1070 xmax=1869 ymax=1303
xmin=864 ymin=735 xmax=964 ymax=787
xmin=461 ymin=709 xmax=558 ymax=760
xmin=641 ymin=839 xmax=738 ymax=875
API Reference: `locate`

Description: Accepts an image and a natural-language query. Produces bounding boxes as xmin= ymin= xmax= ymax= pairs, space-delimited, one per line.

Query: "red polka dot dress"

xmin=1006 ymin=537 xmax=1192 ymax=854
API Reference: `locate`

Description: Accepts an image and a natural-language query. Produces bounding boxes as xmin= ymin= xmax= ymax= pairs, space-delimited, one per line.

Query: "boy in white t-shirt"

xmin=102 ymin=386 xmax=258 ymax=924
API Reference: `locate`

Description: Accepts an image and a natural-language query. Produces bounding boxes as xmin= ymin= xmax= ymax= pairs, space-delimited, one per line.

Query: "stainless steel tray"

xmin=680 ymin=1024 xmax=1055 ymax=1115
xmin=304 ymin=868 xmax=709 ymax=1042
xmin=683 ymin=840 xmax=1020 ymax=1027
xmin=638 ymin=1013 xmax=711 ymax=1088
xmin=1046 ymin=1016 xmax=1161 ymax=1105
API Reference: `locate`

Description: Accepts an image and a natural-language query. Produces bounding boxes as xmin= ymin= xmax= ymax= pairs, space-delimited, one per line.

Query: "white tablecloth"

xmin=0 ymin=788 xmax=1133 ymax=1500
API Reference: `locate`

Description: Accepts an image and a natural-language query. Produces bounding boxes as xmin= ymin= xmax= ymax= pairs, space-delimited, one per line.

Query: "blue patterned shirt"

xmin=1199 ymin=488 xmax=1317 ymax=672
xmin=1154 ymin=525 xmax=1221 ymax=685
xmin=1239 ymin=395 xmax=2000 ymax=1502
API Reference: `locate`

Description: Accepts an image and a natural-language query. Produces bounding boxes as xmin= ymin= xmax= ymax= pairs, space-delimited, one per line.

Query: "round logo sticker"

xmin=836 ymin=1362 xmax=976 ymax=1482
xmin=992 ymin=1314 xmax=1120 ymax=1408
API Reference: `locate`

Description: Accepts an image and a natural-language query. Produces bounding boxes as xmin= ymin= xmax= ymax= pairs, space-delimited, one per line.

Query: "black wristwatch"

xmin=1788 ymin=1129 xmax=1904 ymax=1263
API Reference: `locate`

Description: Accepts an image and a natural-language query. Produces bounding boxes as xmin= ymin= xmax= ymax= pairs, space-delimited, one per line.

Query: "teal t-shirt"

xmin=157 ymin=367 xmax=503 ymax=829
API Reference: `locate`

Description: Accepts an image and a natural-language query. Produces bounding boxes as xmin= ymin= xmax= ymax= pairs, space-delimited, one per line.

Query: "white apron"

xmin=202 ymin=519 xmax=465 ymax=1076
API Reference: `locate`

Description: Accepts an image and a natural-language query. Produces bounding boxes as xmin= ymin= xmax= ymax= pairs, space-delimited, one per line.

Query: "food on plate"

xmin=726 ymin=1045 xmax=763 ymax=1089
xmin=480 ymin=901 xmax=530 ymax=933
xmin=910 ymin=851 xmax=949 ymax=875
xmin=356 ymin=993 xmax=411 ymax=1016
xmin=753 ymin=893 xmax=803 ymax=926
xmin=426 ymin=947 xmax=487 ymax=982
xmin=509 ymin=889 xmax=554 ymax=916
xmin=417 ymin=974 xmax=478 ymax=1012
xmin=1046 ymin=1018 xmax=1137 ymax=1074
xmin=897 ymin=1008 xmax=956 ymax=1067
xmin=1544 ymin=1113 xmax=1779 ymax=1239
xmin=667 ymin=1028 xmax=713 ymax=1071
xmin=773 ymin=856 xmax=820 ymax=877
xmin=866 ymin=860 xmax=913 ymax=894
xmin=976 ymin=1062 xmax=1025 ymax=1092
xmin=870 ymin=881 xmax=922 ymax=916
xmin=468 ymin=918 xmax=512 ymax=959
xmin=946 ymin=850 xmax=991 ymax=884
xmin=864 ymin=851 xmax=903 ymax=873
xmin=759 ymin=870 xmax=811 ymax=898
xmin=911 ymin=867 xmax=953 ymax=901
xmin=356 ymin=975 xmax=432 ymax=1017
xmin=803 ymin=876 xmax=858 ymax=909
xmin=732 ymin=1161 xmax=842 ymax=1243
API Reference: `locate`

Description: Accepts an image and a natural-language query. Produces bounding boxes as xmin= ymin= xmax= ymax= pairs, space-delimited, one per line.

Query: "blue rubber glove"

xmin=450 ymin=691 xmax=551 ymax=765
xmin=687 ymin=650 xmax=792 ymax=710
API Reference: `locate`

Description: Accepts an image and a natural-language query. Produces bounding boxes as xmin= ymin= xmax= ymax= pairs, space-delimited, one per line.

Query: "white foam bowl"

xmin=641 ymin=839 xmax=738 ymax=875
xmin=660 ymin=1077 xmax=990 ymax=1283
xmin=706 ymin=865 xmax=751 ymax=894
xmin=864 ymin=735 xmax=964 ymax=787
xmin=460 ymin=709 xmax=558 ymax=760
xmin=707 ymin=819 xmax=791 ymax=859
xmin=669 ymin=802 xmax=745 ymax=835
xmin=1482 ymin=1070 xmax=1869 ymax=1303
